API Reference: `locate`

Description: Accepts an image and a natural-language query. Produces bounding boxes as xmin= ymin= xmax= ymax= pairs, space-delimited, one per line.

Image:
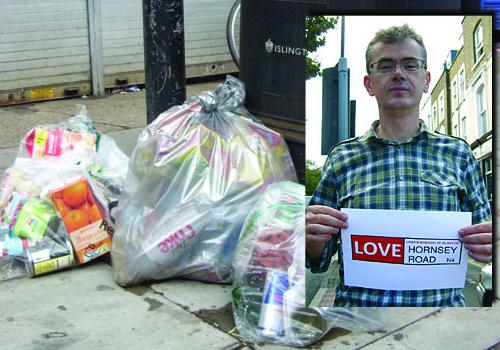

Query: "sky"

xmin=306 ymin=16 xmax=464 ymax=166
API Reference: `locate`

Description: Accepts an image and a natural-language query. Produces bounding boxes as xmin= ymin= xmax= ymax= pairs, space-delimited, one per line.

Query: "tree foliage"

xmin=305 ymin=160 xmax=323 ymax=196
xmin=305 ymin=16 xmax=338 ymax=80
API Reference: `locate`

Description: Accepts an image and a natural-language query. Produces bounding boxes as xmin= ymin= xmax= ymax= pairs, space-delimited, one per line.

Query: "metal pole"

xmin=142 ymin=0 xmax=186 ymax=124
xmin=338 ymin=16 xmax=348 ymax=141
xmin=340 ymin=15 xmax=345 ymax=58
xmin=88 ymin=0 xmax=105 ymax=96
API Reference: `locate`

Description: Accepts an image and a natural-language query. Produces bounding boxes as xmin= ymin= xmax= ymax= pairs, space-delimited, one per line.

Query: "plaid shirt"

xmin=307 ymin=120 xmax=491 ymax=307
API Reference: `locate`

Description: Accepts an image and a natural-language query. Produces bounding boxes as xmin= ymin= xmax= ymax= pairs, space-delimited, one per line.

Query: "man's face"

xmin=363 ymin=39 xmax=431 ymax=114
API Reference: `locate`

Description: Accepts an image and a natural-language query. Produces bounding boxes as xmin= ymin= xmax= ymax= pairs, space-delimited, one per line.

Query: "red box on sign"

xmin=351 ymin=235 xmax=405 ymax=264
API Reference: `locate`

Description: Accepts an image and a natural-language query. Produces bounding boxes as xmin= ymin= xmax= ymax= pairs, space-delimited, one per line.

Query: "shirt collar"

xmin=360 ymin=119 xmax=431 ymax=144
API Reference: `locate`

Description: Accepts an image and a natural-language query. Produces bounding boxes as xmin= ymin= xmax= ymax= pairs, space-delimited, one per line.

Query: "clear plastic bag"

xmin=0 ymin=106 xmax=128 ymax=280
xmin=232 ymin=181 xmax=385 ymax=347
xmin=17 ymin=105 xmax=98 ymax=166
xmin=0 ymin=226 xmax=29 ymax=281
xmin=112 ymin=76 xmax=297 ymax=286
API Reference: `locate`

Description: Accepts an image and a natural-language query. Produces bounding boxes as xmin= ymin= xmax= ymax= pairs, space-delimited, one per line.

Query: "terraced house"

xmin=422 ymin=15 xmax=493 ymax=207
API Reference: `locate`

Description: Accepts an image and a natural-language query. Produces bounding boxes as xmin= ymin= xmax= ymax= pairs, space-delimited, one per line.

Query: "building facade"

xmin=424 ymin=16 xmax=493 ymax=206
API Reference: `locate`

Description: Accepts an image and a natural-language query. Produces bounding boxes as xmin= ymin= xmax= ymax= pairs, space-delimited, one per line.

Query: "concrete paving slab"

xmin=252 ymin=304 xmax=499 ymax=349
xmin=308 ymin=260 xmax=339 ymax=307
xmin=250 ymin=308 xmax=439 ymax=350
xmin=148 ymin=280 xmax=236 ymax=337
xmin=107 ymin=127 xmax=142 ymax=156
xmin=150 ymin=280 xmax=232 ymax=312
xmin=363 ymin=303 xmax=500 ymax=350
xmin=0 ymin=97 xmax=140 ymax=151
xmin=0 ymin=261 xmax=244 ymax=350
xmin=0 ymin=146 xmax=16 ymax=176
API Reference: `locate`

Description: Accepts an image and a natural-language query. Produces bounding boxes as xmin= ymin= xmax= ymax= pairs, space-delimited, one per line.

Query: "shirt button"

xmin=399 ymin=175 xmax=404 ymax=181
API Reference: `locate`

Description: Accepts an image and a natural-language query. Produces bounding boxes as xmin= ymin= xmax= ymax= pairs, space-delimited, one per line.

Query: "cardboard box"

xmin=51 ymin=178 xmax=111 ymax=264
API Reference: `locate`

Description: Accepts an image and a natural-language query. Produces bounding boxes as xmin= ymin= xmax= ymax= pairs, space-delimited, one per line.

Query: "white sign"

xmin=341 ymin=208 xmax=471 ymax=290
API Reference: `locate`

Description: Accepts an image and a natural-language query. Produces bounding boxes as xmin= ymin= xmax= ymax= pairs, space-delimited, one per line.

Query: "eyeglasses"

xmin=369 ymin=58 xmax=426 ymax=74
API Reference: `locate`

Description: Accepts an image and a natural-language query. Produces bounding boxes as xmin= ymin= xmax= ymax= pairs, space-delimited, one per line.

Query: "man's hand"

xmin=459 ymin=221 xmax=492 ymax=263
xmin=306 ymin=205 xmax=348 ymax=259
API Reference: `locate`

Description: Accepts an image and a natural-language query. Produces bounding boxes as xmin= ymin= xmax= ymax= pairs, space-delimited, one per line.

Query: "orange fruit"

xmin=87 ymin=189 xmax=95 ymax=205
xmin=77 ymin=202 xmax=89 ymax=212
xmin=63 ymin=209 xmax=89 ymax=232
xmin=62 ymin=181 xmax=88 ymax=207
xmin=88 ymin=204 xmax=102 ymax=223
xmin=53 ymin=198 xmax=70 ymax=217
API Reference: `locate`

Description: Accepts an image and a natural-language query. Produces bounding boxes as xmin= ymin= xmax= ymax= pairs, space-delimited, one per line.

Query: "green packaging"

xmin=13 ymin=198 xmax=57 ymax=241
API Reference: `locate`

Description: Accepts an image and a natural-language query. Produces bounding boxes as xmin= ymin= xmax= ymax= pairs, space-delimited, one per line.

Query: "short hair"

xmin=365 ymin=24 xmax=427 ymax=73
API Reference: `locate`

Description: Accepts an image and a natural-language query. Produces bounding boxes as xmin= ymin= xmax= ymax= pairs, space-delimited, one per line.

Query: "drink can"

xmin=258 ymin=270 xmax=289 ymax=337
xmin=25 ymin=221 xmax=75 ymax=277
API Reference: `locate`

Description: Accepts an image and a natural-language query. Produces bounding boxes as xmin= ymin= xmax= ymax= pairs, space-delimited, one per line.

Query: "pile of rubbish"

xmin=0 ymin=105 xmax=128 ymax=280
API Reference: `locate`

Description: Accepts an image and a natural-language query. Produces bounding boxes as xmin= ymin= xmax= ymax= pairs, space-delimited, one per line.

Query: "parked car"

xmin=476 ymin=262 xmax=493 ymax=306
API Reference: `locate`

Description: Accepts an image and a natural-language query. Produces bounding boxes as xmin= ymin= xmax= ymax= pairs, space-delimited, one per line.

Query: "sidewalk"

xmin=1 ymin=83 xmax=499 ymax=350
xmin=307 ymin=256 xmax=339 ymax=307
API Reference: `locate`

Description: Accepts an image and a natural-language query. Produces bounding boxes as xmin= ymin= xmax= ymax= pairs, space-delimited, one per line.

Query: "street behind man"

xmin=306 ymin=24 xmax=492 ymax=307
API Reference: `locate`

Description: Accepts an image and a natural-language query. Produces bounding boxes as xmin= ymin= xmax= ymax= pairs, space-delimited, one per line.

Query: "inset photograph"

xmin=305 ymin=15 xmax=493 ymax=307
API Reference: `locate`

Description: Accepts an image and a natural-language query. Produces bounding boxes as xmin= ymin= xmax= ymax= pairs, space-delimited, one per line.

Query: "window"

xmin=438 ymin=93 xmax=445 ymax=122
xmin=432 ymin=104 xmax=438 ymax=130
xmin=474 ymin=23 xmax=484 ymax=62
xmin=476 ymin=84 xmax=487 ymax=136
xmin=481 ymin=156 xmax=493 ymax=205
xmin=453 ymin=124 xmax=458 ymax=137
xmin=451 ymin=80 xmax=457 ymax=111
xmin=461 ymin=116 xmax=467 ymax=141
xmin=459 ymin=69 xmax=465 ymax=102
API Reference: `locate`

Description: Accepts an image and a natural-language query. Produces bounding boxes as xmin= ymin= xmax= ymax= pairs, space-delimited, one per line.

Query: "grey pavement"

xmin=1 ymin=82 xmax=499 ymax=350
xmin=307 ymin=256 xmax=339 ymax=308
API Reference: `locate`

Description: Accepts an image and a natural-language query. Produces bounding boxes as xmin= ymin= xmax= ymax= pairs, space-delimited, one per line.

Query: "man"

xmin=306 ymin=24 xmax=492 ymax=307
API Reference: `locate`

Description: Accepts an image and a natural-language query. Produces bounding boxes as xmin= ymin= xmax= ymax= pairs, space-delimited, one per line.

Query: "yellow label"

xmin=33 ymin=255 xmax=73 ymax=275
xmin=30 ymin=88 xmax=55 ymax=100
xmin=34 ymin=129 xmax=48 ymax=148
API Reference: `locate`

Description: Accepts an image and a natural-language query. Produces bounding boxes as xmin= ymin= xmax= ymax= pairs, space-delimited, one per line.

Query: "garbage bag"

xmin=0 ymin=106 xmax=128 ymax=280
xmin=232 ymin=182 xmax=384 ymax=347
xmin=112 ymin=76 xmax=297 ymax=286
xmin=0 ymin=162 xmax=90 ymax=278
xmin=17 ymin=104 xmax=98 ymax=166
